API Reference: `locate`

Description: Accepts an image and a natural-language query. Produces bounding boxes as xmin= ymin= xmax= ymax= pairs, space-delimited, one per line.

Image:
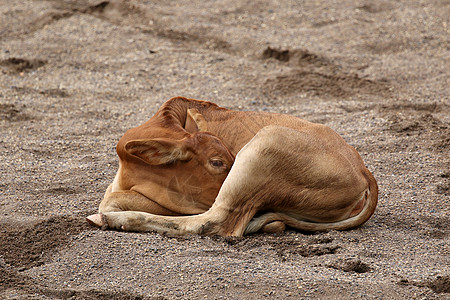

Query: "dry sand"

xmin=0 ymin=0 xmax=449 ymax=299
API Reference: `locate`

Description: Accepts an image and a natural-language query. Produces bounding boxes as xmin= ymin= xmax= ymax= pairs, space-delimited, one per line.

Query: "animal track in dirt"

xmin=11 ymin=1 xmax=143 ymax=38
xmin=153 ymin=28 xmax=232 ymax=51
xmin=357 ymin=2 xmax=395 ymax=14
xmin=227 ymin=233 xmax=339 ymax=260
xmin=79 ymin=0 xmax=148 ymax=26
xmin=275 ymin=243 xmax=340 ymax=261
xmin=265 ymin=71 xmax=389 ymax=98
xmin=387 ymin=113 xmax=446 ymax=134
xmin=377 ymin=212 xmax=449 ymax=241
xmin=84 ymin=1 xmax=110 ymax=14
xmin=422 ymin=215 xmax=450 ymax=236
xmin=364 ymin=38 xmax=419 ymax=54
xmin=0 ymin=103 xmax=32 ymax=122
xmin=44 ymin=186 xmax=84 ymax=195
xmin=328 ymin=258 xmax=371 ymax=273
xmin=380 ymin=102 xmax=445 ymax=113
xmin=433 ymin=136 xmax=450 ymax=153
xmin=0 ymin=215 xmax=93 ymax=269
xmin=40 ymin=88 xmax=70 ymax=98
xmin=425 ymin=276 xmax=450 ymax=294
xmin=435 ymin=172 xmax=450 ymax=197
xmin=262 ymin=47 xmax=291 ymax=62
xmin=0 ymin=57 xmax=47 ymax=74
xmin=37 ymin=0 xmax=232 ymax=53
xmin=380 ymin=102 xmax=450 ymax=153
xmin=215 ymin=232 xmax=340 ymax=260
xmin=262 ymin=47 xmax=391 ymax=98
xmin=385 ymin=112 xmax=449 ymax=153
xmin=398 ymin=275 xmax=450 ymax=294
xmin=262 ymin=47 xmax=329 ymax=67
xmin=11 ymin=86 xmax=69 ymax=98
xmin=435 ymin=184 xmax=449 ymax=196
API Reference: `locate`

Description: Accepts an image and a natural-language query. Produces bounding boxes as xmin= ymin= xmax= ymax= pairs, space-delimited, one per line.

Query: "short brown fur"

xmin=87 ymin=97 xmax=378 ymax=236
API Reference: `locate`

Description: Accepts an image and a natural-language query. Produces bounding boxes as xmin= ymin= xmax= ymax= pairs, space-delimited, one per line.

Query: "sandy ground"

xmin=1 ymin=0 xmax=449 ymax=299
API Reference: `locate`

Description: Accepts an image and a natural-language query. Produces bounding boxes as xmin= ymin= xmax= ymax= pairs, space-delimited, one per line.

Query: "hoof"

xmin=261 ymin=221 xmax=286 ymax=233
xmin=86 ymin=213 xmax=108 ymax=229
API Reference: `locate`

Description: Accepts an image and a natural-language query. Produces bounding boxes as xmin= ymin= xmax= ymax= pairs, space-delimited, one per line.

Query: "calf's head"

xmin=120 ymin=131 xmax=235 ymax=212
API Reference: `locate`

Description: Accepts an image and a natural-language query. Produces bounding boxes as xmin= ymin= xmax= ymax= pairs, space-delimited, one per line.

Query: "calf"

xmin=87 ymin=97 xmax=378 ymax=236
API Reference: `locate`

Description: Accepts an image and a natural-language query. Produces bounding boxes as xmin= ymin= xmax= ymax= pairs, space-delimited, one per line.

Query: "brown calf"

xmin=87 ymin=97 xmax=378 ymax=236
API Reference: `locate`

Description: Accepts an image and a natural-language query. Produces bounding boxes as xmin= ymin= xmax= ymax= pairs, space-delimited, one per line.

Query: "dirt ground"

xmin=0 ymin=0 xmax=449 ymax=299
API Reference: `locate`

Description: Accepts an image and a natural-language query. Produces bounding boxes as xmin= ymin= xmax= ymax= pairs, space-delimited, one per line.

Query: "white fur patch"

xmin=111 ymin=162 xmax=122 ymax=192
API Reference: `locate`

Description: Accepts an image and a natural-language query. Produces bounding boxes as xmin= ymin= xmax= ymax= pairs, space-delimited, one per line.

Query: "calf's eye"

xmin=209 ymin=159 xmax=224 ymax=168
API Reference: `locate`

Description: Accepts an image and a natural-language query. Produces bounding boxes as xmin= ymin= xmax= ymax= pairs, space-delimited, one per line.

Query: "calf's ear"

xmin=124 ymin=138 xmax=192 ymax=165
xmin=185 ymin=108 xmax=208 ymax=133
